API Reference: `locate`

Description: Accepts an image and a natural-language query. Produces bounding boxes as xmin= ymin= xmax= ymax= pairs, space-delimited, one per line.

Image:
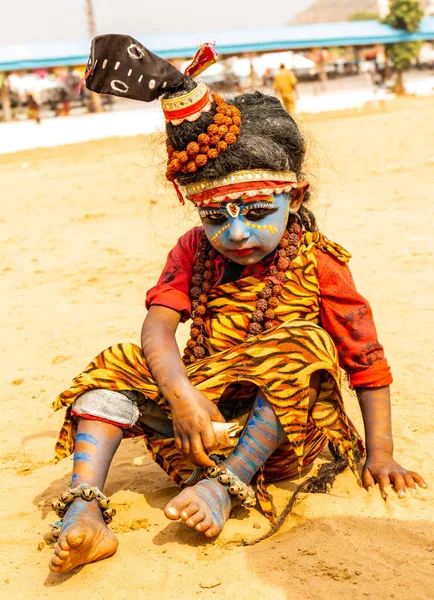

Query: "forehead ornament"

xmin=226 ymin=203 xmax=240 ymax=218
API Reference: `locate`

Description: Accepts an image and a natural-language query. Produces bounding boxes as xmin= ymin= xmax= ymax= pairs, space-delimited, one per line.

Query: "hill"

xmin=291 ymin=0 xmax=428 ymax=24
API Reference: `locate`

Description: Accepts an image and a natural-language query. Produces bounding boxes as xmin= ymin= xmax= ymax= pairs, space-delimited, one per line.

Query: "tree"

xmin=383 ymin=0 xmax=424 ymax=94
xmin=349 ymin=12 xmax=379 ymax=21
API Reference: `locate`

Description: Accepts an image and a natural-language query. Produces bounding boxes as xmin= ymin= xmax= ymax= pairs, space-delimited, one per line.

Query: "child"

xmin=49 ymin=35 xmax=425 ymax=573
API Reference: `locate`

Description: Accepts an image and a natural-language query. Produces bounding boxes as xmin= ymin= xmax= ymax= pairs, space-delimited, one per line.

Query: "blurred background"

xmin=1 ymin=0 xmax=434 ymax=153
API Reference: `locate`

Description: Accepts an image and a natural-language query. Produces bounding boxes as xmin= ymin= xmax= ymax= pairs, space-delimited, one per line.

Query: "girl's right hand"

xmin=170 ymin=384 xmax=226 ymax=468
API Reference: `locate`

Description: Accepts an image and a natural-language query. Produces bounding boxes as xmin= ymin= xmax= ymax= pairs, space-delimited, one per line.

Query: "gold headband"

xmin=184 ymin=169 xmax=298 ymax=204
xmin=161 ymin=82 xmax=212 ymax=124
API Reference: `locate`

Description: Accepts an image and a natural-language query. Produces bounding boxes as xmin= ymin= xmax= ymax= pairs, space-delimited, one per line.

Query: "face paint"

xmin=74 ymin=452 xmax=92 ymax=463
xmin=224 ymin=394 xmax=286 ymax=484
xmin=198 ymin=193 xmax=290 ymax=265
xmin=76 ymin=433 xmax=99 ymax=446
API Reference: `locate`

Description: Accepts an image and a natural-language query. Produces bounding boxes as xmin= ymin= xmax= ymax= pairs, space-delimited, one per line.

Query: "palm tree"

xmin=383 ymin=0 xmax=424 ymax=95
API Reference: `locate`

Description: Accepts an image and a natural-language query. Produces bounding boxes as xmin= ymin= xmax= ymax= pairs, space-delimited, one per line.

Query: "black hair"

xmin=166 ymin=91 xmax=317 ymax=232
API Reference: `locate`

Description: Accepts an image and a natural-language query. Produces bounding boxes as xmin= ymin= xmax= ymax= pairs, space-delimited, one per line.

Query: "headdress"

xmin=185 ymin=169 xmax=298 ymax=206
xmin=83 ymin=34 xmax=299 ymax=204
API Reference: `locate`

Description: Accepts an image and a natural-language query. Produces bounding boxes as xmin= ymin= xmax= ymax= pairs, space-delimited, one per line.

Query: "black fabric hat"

xmin=84 ymin=34 xmax=190 ymax=102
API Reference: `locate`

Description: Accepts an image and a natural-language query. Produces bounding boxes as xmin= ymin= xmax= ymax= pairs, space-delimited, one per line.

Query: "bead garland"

xmin=166 ymin=94 xmax=241 ymax=181
xmin=182 ymin=217 xmax=302 ymax=365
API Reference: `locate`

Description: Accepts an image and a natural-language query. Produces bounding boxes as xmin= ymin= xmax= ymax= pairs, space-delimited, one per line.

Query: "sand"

xmin=1 ymin=95 xmax=433 ymax=599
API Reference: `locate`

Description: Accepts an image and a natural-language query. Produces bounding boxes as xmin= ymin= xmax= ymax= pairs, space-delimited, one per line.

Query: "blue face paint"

xmin=61 ymin=500 xmax=87 ymax=532
xmin=223 ymin=394 xmax=288 ymax=484
xmin=197 ymin=486 xmax=225 ymax=523
xmin=74 ymin=452 xmax=91 ymax=463
xmin=76 ymin=433 xmax=99 ymax=446
xmin=198 ymin=193 xmax=290 ymax=265
xmin=243 ymin=429 xmax=271 ymax=456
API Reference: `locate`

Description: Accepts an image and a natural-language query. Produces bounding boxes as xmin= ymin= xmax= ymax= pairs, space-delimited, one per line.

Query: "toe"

xmin=165 ymin=502 xmax=181 ymax=520
xmin=195 ymin=514 xmax=213 ymax=532
xmin=50 ymin=554 xmax=64 ymax=566
xmin=165 ymin=491 xmax=196 ymax=520
xmin=59 ymin=538 xmax=70 ymax=552
xmin=204 ymin=522 xmax=222 ymax=538
xmin=165 ymin=496 xmax=187 ymax=520
xmin=55 ymin=548 xmax=69 ymax=560
xmin=180 ymin=501 xmax=201 ymax=521
xmin=65 ymin=527 xmax=86 ymax=549
xmin=186 ymin=510 xmax=205 ymax=528
xmin=49 ymin=562 xmax=61 ymax=572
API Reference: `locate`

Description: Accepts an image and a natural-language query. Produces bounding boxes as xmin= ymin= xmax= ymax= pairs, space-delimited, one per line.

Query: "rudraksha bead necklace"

xmin=182 ymin=217 xmax=302 ymax=365
xmin=166 ymin=94 xmax=241 ymax=181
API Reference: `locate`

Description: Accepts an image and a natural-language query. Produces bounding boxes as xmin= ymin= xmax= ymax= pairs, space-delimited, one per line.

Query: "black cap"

xmin=85 ymin=34 xmax=189 ymax=102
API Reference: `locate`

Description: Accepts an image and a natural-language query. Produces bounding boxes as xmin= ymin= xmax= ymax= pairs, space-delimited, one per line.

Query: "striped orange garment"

xmin=53 ymin=232 xmax=361 ymax=522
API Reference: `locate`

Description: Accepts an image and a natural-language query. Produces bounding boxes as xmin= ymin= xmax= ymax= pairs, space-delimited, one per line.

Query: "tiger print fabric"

xmin=53 ymin=232 xmax=361 ymax=522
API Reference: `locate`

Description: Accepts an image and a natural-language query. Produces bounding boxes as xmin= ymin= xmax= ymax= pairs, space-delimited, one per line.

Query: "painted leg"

xmin=165 ymin=393 xmax=286 ymax=538
xmin=49 ymin=419 xmax=123 ymax=573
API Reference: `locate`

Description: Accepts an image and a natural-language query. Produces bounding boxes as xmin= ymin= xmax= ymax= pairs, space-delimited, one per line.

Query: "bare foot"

xmin=164 ymin=479 xmax=232 ymax=538
xmin=49 ymin=500 xmax=118 ymax=573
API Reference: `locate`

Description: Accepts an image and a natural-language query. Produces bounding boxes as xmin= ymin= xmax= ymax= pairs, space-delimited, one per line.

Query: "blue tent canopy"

xmin=1 ymin=17 xmax=433 ymax=72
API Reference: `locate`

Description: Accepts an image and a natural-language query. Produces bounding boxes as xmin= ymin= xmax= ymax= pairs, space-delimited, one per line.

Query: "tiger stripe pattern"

xmin=53 ymin=232 xmax=360 ymax=522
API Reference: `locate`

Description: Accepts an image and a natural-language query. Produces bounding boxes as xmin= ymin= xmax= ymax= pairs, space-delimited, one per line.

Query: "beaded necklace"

xmin=182 ymin=216 xmax=302 ymax=365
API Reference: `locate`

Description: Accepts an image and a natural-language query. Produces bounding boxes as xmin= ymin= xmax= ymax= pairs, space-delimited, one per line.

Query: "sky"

xmin=1 ymin=0 xmax=315 ymax=44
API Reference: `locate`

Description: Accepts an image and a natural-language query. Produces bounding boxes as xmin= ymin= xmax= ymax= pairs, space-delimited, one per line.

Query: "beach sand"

xmin=1 ymin=95 xmax=433 ymax=599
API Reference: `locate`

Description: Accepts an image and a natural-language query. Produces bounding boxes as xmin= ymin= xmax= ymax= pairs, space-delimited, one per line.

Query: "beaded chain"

xmin=166 ymin=94 xmax=241 ymax=181
xmin=182 ymin=237 xmax=216 ymax=364
xmin=182 ymin=217 xmax=302 ymax=365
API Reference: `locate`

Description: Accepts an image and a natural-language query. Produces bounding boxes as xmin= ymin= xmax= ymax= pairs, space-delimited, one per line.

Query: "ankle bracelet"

xmin=206 ymin=465 xmax=256 ymax=508
xmin=51 ymin=483 xmax=116 ymax=525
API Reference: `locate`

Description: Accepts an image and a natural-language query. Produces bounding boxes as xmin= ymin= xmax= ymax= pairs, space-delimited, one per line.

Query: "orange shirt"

xmin=273 ymin=69 xmax=297 ymax=96
xmin=146 ymin=227 xmax=392 ymax=388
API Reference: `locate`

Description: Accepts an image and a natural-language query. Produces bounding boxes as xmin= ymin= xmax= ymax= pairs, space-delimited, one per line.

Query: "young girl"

xmin=49 ymin=35 xmax=425 ymax=573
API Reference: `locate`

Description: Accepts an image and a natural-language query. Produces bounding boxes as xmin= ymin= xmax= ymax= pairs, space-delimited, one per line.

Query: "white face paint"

xmin=198 ymin=193 xmax=290 ymax=265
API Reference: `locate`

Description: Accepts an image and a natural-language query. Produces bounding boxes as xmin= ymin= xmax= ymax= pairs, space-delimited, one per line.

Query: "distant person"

xmin=273 ymin=63 xmax=298 ymax=115
xmin=62 ymin=68 xmax=81 ymax=115
xmin=57 ymin=87 xmax=71 ymax=116
xmin=375 ymin=61 xmax=386 ymax=91
xmin=27 ymin=93 xmax=41 ymax=124
xmin=262 ymin=68 xmax=273 ymax=87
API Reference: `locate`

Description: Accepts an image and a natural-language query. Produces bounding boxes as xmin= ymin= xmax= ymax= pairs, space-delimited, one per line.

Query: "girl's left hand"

xmin=362 ymin=451 xmax=426 ymax=499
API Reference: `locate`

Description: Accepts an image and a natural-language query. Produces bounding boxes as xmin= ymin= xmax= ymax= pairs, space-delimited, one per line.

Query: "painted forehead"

xmin=200 ymin=194 xmax=275 ymax=210
xmin=198 ymin=196 xmax=277 ymax=219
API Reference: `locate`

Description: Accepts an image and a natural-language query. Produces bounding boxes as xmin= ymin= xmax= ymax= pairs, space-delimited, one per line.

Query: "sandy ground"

xmin=1 ymin=95 xmax=434 ymax=599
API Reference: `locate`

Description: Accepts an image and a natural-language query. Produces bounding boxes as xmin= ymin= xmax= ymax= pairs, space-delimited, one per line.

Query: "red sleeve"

xmin=145 ymin=227 xmax=203 ymax=322
xmin=317 ymin=249 xmax=392 ymax=388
